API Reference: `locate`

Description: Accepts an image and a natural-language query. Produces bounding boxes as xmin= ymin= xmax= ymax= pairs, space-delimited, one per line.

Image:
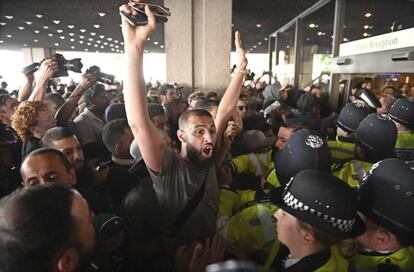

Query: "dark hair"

xmin=195 ymin=99 xmax=220 ymax=112
xmin=147 ymin=103 xmax=165 ymax=120
xmin=0 ymin=94 xmax=11 ymax=113
xmin=24 ymin=148 xmax=72 ymax=172
xmin=157 ymin=84 xmax=174 ymax=96
xmin=164 ymin=98 xmax=187 ymax=118
xmin=45 ymin=93 xmax=65 ymax=109
xmin=297 ymin=93 xmax=320 ymax=113
xmin=82 ymin=84 xmax=106 ymax=107
xmin=102 ymin=119 xmax=130 ymax=154
xmin=41 ymin=127 xmax=75 ymax=149
xmin=178 ymin=109 xmax=212 ymax=129
xmin=0 ymin=183 xmax=76 ymax=272
xmin=206 ymin=91 xmax=218 ymax=99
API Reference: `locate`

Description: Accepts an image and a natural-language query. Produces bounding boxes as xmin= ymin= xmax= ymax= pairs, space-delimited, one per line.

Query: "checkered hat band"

xmin=283 ymin=192 xmax=355 ymax=232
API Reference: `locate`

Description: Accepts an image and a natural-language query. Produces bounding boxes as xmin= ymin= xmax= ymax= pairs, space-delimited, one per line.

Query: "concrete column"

xmin=164 ymin=0 xmax=232 ymax=95
xmin=21 ymin=48 xmax=54 ymax=66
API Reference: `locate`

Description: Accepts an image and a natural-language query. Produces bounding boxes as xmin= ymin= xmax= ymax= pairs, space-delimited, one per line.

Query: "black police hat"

xmin=356 ymin=88 xmax=381 ymax=109
xmin=337 ymin=102 xmax=373 ymax=134
xmin=269 ymin=169 xmax=365 ymax=239
xmin=341 ymin=113 xmax=397 ymax=155
xmin=388 ymin=98 xmax=414 ymax=131
xmin=359 ymin=158 xmax=414 ymax=242
xmin=273 ymin=129 xmax=331 ymax=186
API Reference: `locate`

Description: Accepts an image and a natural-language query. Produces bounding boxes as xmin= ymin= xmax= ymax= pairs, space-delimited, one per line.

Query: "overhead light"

xmin=18 ymin=26 xmax=25 ymax=30
xmin=26 ymin=21 xmax=32 ymax=25
xmin=120 ymin=42 xmax=124 ymax=45
xmin=43 ymin=26 xmax=49 ymax=29
xmin=103 ymin=41 xmax=108 ymax=45
xmin=0 ymin=40 xmax=3 ymax=43
xmin=68 ymin=25 xmax=74 ymax=29
xmin=93 ymin=24 xmax=100 ymax=28
xmin=79 ymin=35 xmax=84 ymax=39
xmin=34 ymin=30 xmax=40 ymax=34
xmin=96 ymin=50 xmax=100 ymax=53
xmin=286 ymin=45 xmax=290 ymax=48
xmin=88 ymin=38 xmax=93 ymax=41
xmin=85 ymin=48 xmax=88 ymax=52
xmin=79 ymin=40 xmax=84 ymax=44
xmin=364 ymin=12 xmax=372 ymax=18
xmin=57 ymin=29 xmax=63 ymax=33
xmin=94 ymin=44 xmax=98 ymax=47
xmin=107 ymin=37 xmax=112 ymax=41
xmin=60 ymin=36 xmax=65 ymax=40
xmin=317 ymin=31 xmax=326 ymax=36
xmin=54 ymin=43 xmax=59 ymax=47
xmin=100 ymin=45 xmax=104 ymax=49
xmin=364 ymin=25 xmax=373 ymax=29
xmin=153 ymin=41 xmax=159 ymax=45
xmin=160 ymin=45 xmax=164 ymax=48
xmin=5 ymin=16 xmax=13 ymax=20
xmin=306 ymin=37 xmax=311 ymax=41
xmin=363 ymin=32 xmax=370 ymax=37
xmin=343 ymin=37 xmax=349 ymax=42
xmin=256 ymin=24 xmax=262 ymax=28
xmin=33 ymin=39 xmax=38 ymax=43
xmin=109 ymin=44 xmax=114 ymax=47
xmin=0 ymin=22 xmax=6 ymax=26
xmin=71 ymin=46 xmax=75 ymax=49
xmin=70 ymin=38 xmax=75 ymax=42
xmin=115 ymin=45 xmax=119 ymax=48
xmin=258 ymin=41 xmax=262 ymax=45
xmin=80 ymin=29 xmax=86 ymax=32
xmin=111 ymin=48 xmax=115 ymax=51
xmin=23 ymin=44 xmax=28 ymax=47
xmin=36 ymin=14 xmax=43 ymax=18
xmin=69 ymin=33 xmax=75 ymax=36
xmin=264 ymin=37 xmax=268 ymax=41
xmin=91 ymin=32 xmax=96 ymax=36
xmin=114 ymin=40 xmax=119 ymax=44
xmin=53 ymin=20 xmax=61 ymax=24
xmin=253 ymin=45 xmax=257 ymax=48
xmin=48 ymin=33 xmax=54 ymax=37
xmin=96 ymin=40 xmax=101 ymax=44
xmin=87 ymin=42 xmax=91 ymax=45
xmin=308 ymin=23 xmax=318 ymax=28
xmin=98 ymin=12 xmax=106 ymax=17
xmin=99 ymin=35 xmax=105 ymax=39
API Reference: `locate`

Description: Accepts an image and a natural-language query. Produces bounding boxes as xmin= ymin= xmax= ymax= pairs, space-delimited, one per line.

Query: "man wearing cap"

xmin=328 ymin=102 xmax=372 ymax=164
xmin=228 ymin=129 xmax=275 ymax=179
xmin=352 ymin=158 xmax=414 ymax=271
xmin=270 ymin=170 xmax=365 ymax=271
xmin=388 ymin=98 xmax=414 ymax=161
xmin=74 ymin=84 xmax=109 ymax=147
xmin=332 ymin=113 xmax=397 ymax=187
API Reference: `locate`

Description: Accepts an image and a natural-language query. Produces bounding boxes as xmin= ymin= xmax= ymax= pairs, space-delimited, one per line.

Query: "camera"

xmin=86 ymin=65 xmax=115 ymax=85
xmin=22 ymin=53 xmax=83 ymax=77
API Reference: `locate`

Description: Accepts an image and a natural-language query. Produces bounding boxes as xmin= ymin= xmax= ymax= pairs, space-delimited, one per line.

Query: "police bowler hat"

xmin=337 ymin=102 xmax=373 ymax=134
xmin=359 ymin=158 xmax=414 ymax=242
xmin=274 ymin=129 xmax=331 ymax=186
xmin=269 ymin=169 xmax=365 ymax=239
xmin=388 ymin=98 xmax=414 ymax=131
xmin=356 ymin=88 xmax=381 ymax=109
xmin=340 ymin=113 xmax=397 ymax=155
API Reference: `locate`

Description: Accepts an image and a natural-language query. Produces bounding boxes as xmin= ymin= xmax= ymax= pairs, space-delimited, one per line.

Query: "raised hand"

xmin=235 ymin=31 xmax=248 ymax=70
xmin=119 ymin=1 xmax=156 ymax=47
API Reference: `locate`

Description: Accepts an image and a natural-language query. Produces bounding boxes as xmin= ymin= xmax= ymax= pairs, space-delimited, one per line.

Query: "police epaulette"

xmin=236 ymin=198 xmax=271 ymax=214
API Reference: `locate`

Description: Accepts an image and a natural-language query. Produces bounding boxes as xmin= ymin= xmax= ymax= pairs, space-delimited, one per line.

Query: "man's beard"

xmin=186 ymin=143 xmax=215 ymax=169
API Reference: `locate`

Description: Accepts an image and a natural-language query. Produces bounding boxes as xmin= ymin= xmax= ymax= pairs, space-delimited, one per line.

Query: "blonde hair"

xmin=11 ymin=101 xmax=48 ymax=141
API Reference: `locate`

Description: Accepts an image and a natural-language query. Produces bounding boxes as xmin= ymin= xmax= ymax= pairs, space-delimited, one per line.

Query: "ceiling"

xmin=0 ymin=0 xmax=318 ymax=54
xmin=1 ymin=0 xmax=413 ymax=56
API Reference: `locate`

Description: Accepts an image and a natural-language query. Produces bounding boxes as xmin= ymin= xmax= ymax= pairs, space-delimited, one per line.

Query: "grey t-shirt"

xmin=149 ymin=145 xmax=218 ymax=244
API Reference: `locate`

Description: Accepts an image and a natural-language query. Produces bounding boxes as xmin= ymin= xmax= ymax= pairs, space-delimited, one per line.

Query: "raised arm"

xmin=29 ymin=59 xmax=58 ymax=101
xmin=17 ymin=74 xmax=34 ymax=102
xmin=55 ymin=73 xmax=96 ymax=126
xmin=215 ymin=31 xmax=248 ymax=149
xmin=120 ymin=2 xmax=164 ymax=172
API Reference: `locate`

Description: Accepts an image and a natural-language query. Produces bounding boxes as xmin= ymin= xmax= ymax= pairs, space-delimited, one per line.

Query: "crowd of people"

xmin=0 ymin=2 xmax=414 ymax=272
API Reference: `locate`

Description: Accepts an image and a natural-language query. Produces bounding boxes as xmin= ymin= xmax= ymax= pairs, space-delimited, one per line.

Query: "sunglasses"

xmin=128 ymin=0 xmax=171 ymax=18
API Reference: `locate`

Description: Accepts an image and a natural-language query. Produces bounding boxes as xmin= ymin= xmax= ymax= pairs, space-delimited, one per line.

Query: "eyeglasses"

xmin=128 ymin=0 xmax=171 ymax=18
xmin=238 ymin=106 xmax=247 ymax=111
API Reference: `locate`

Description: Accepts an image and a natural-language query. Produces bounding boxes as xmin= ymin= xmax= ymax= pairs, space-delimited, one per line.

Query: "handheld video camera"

xmin=22 ymin=53 xmax=83 ymax=78
xmin=86 ymin=66 xmax=115 ymax=85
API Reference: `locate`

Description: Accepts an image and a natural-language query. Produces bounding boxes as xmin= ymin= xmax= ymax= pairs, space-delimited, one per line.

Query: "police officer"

xmin=328 ymin=102 xmax=372 ymax=163
xmin=352 ymin=158 xmax=414 ymax=271
xmin=217 ymin=129 xmax=332 ymax=268
xmin=388 ymin=98 xmax=414 ymax=161
xmin=332 ymin=113 xmax=397 ymax=187
xmin=269 ymin=169 xmax=365 ymax=271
